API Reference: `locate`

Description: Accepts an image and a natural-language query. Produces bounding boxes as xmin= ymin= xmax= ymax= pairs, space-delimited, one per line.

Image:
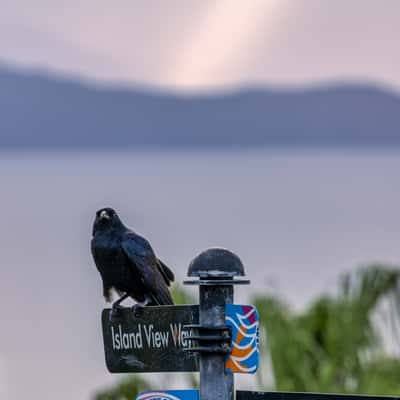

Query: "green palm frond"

xmin=254 ymin=265 xmax=400 ymax=394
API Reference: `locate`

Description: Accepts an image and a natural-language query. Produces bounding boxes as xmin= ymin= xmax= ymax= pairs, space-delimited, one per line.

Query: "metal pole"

xmin=199 ymin=279 xmax=234 ymax=400
xmin=185 ymin=248 xmax=249 ymax=400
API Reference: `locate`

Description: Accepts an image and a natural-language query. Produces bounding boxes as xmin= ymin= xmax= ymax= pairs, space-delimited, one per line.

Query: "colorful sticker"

xmin=225 ymin=304 xmax=259 ymax=374
xmin=137 ymin=390 xmax=199 ymax=400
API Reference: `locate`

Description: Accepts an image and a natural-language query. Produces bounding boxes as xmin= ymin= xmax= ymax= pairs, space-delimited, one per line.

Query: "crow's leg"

xmin=113 ymin=293 xmax=129 ymax=309
xmin=109 ymin=294 xmax=129 ymax=322
xmin=131 ymin=295 xmax=152 ymax=318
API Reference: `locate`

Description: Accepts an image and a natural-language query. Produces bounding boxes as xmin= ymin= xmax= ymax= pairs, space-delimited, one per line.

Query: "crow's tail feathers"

xmin=157 ymin=259 xmax=175 ymax=286
xmin=151 ymin=286 xmax=174 ymax=306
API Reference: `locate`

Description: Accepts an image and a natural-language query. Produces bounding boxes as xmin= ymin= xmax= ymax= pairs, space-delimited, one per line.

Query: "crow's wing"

xmin=91 ymin=238 xmax=113 ymax=302
xmin=121 ymin=232 xmax=174 ymax=305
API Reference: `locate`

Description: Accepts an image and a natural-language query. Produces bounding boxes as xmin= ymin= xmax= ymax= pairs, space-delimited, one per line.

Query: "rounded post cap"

xmin=187 ymin=248 xmax=245 ymax=278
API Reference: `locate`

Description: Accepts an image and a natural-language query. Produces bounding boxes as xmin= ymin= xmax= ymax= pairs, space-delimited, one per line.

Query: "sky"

xmin=1 ymin=0 xmax=400 ymax=91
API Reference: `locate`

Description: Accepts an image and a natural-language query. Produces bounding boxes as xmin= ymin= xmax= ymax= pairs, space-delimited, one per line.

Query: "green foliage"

xmin=171 ymin=284 xmax=196 ymax=305
xmin=254 ymin=265 xmax=400 ymax=395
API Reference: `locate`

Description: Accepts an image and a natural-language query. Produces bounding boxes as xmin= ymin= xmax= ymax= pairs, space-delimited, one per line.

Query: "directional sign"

xmin=225 ymin=304 xmax=259 ymax=374
xmin=101 ymin=305 xmax=199 ymax=373
xmin=137 ymin=389 xmax=199 ymax=400
xmin=236 ymin=392 xmax=399 ymax=400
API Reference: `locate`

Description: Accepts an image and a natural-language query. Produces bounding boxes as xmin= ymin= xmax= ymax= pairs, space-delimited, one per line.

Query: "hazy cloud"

xmin=1 ymin=1 xmax=399 ymax=90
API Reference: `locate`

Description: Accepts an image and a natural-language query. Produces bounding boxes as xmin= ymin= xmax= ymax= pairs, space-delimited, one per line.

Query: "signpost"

xmin=183 ymin=248 xmax=251 ymax=400
xmin=101 ymin=248 xmax=253 ymax=399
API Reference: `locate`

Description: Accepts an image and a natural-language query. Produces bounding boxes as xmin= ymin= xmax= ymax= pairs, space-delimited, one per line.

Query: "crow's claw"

xmin=109 ymin=305 xmax=123 ymax=323
xmin=132 ymin=303 xmax=145 ymax=319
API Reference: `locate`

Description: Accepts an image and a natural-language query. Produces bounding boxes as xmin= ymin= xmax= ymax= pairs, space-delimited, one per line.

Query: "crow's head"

xmin=92 ymin=207 xmax=123 ymax=235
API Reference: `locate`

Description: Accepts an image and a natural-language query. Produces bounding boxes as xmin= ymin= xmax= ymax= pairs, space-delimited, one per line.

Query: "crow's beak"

xmin=100 ymin=210 xmax=111 ymax=220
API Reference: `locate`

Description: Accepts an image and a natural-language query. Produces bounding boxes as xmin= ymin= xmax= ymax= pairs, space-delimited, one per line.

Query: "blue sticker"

xmin=225 ymin=304 xmax=259 ymax=374
xmin=137 ymin=389 xmax=199 ymax=400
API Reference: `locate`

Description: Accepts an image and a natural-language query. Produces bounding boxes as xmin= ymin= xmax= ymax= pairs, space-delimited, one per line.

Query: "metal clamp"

xmin=183 ymin=324 xmax=232 ymax=354
xmin=183 ymin=345 xmax=231 ymax=354
xmin=184 ymin=279 xmax=250 ymax=286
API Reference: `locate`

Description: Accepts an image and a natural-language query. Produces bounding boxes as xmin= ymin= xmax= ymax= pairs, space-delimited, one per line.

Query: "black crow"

xmin=91 ymin=207 xmax=174 ymax=313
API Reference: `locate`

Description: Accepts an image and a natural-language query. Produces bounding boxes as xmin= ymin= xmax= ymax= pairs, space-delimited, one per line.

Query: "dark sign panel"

xmin=236 ymin=392 xmax=399 ymax=400
xmin=102 ymin=305 xmax=199 ymax=373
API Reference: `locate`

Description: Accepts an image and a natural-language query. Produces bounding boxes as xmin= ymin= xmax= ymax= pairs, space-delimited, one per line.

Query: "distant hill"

xmin=1 ymin=65 xmax=400 ymax=150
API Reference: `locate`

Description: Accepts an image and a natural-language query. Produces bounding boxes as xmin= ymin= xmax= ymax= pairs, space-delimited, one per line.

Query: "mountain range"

xmin=1 ymin=65 xmax=400 ymax=150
